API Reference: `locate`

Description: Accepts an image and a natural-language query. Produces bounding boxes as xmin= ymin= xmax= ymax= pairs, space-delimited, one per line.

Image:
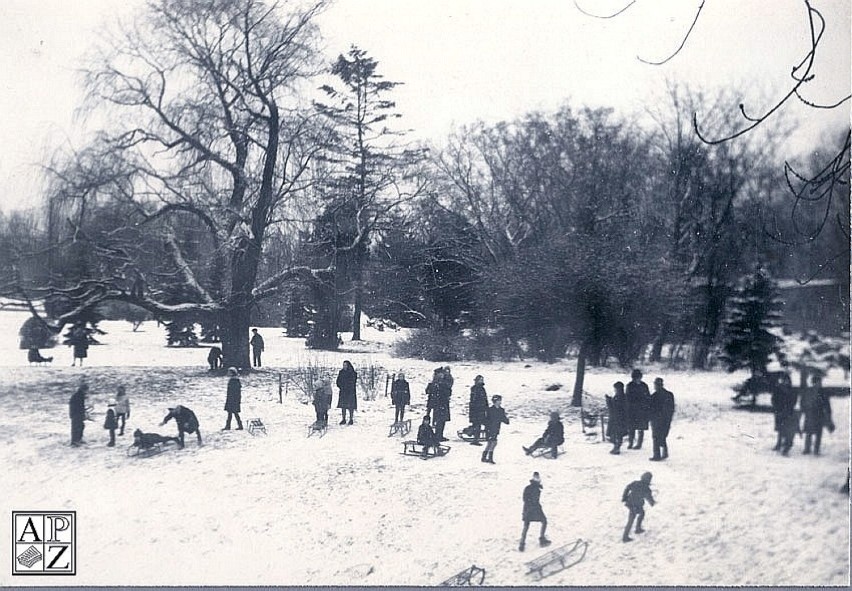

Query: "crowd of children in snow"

xmin=63 ymin=355 xmax=837 ymax=549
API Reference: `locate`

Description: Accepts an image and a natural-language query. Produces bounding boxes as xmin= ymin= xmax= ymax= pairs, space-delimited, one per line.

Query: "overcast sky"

xmin=0 ymin=0 xmax=849 ymax=213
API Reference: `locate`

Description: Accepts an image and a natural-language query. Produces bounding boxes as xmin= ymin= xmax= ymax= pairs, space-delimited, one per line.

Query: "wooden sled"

xmin=388 ymin=419 xmax=412 ymax=437
xmin=529 ymin=445 xmax=565 ymax=459
xmin=439 ymin=564 xmax=486 ymax=586
xmin=307 ymin=422 xmax=327 ymax=438
xmin=457 ymin=426 xmax=486 ymax=442
xmin=247 ymin=418 xmax=267 ymax=436
xmin=525 ymin=538 xmax=588 ymax=581
xmin=126 ymin=439 xmax=178 ymax=458
xmin=581 ymin=410 xmax=607 ymax=441
xmin=402 ymin=440 xmax=450 ymax=459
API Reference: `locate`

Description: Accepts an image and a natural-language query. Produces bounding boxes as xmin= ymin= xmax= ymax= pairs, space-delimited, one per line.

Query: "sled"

xmin=439 ymin=564 xmax=486 ymax=586
xmin=402 ymin=440 xmax=450 ymax=459
xmin=581 ymin=410 xmax=607 ymax=441
xmin=529 ymin=445 xmax=565 ymax=459
xmin=247 ymin=418 xmax=267 ymax=436
xmin=525 ymin=538 xmax=588 ymax=581
xmin=307 ymin=422 xmax=327 ymax=438
xmin=126 ymin=439 xmax=178 ymax=458
xmin=457 ymin=426 xmax=486 ymax=442
xmin=388 ymin=419 xmax=412 ymax=437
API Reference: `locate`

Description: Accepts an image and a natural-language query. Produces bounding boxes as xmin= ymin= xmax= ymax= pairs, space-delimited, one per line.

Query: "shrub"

xmin=393 ymin=329 xmax=522 ymax=362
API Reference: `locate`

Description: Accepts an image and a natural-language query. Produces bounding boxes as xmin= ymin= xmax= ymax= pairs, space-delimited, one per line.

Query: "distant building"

xmin=776 ymin=279 xmax=849 ymax=336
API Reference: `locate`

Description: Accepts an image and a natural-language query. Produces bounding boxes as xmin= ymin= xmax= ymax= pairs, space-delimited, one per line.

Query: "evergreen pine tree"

xmin=719 ymin=268 xmax=785 ymax=376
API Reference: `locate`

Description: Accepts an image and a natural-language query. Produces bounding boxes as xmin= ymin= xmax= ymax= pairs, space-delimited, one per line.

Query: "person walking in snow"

xmin=606 ymin=381 xmax=629 ymax=454
xmin=649 ymin=378 xmax=675 ymax=461
xmin=466 ymin=374 xmax=489 ymax=445
xmin=523 ymin=411 xmax=564 ymax=458
xmin=519 ymin=471 xmax=550 ymax=551
xmin=625 ymin=369 xmax=651 ymax=450
xmin=69 ymin=382 xmax=88 ymax=447
xmin=390 ymin=372 xmax=411 ymax=424
xmin=336 ymin=360 xmax=358 ymax=425
xmin=622 ymin=471 xmax=656 ymax=542
xmin=482 ymin=395 xmax=509 ymax=464
xmin=223 ymin=367 xmax=243 ymax=430
xmin=103 ymin=399 xmax=118 ymax=447
xmin=801 ymin=374 xmax=834 ymax=455
xmin=250 ymin=328 xmax=265 ymax=367
xmin=114 ymin=385 xmax=131 ymax=436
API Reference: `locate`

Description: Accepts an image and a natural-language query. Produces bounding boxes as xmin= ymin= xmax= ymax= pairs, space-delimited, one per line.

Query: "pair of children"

xmin=103 ymin=386 xmax=131 ymax=447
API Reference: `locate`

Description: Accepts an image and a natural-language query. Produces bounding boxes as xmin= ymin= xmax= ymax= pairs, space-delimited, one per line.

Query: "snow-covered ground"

xmin=0 ymin=311 xmax=848 ymax=586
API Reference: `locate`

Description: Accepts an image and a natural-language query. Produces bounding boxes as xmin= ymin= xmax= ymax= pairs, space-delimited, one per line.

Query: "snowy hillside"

xmin=0 ymin=312 xmax=848 ymax=586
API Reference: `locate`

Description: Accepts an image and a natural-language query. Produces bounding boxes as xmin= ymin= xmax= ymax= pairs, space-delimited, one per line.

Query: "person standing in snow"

xmin=69 ymin=382 xmax=88 ymax=447
xmin=519 ymin=472 xmax=551 ymax=551
xmin=223 ymin=367 xmax=243 ymax=430
xmin=336 ymin=360 xmax=358 ymax=425
xmin=625 ymin=369 xmax=651 ymax=450
xmin=801 ymin=374 xmax=834 ymax=455
xmin=104 ymin=399 xmax=118 ymax=447
xmin=482 ymin=395 xmax=509 ymax=464
xmin=70 ymin=323 xmax=89 ymax=367
xmin=771 ymin=373 xmax=798 ymax=454
xmin=523 ymin=411 xmax=564 ymax=458
xmin=622 ymin=471 xmax=656 ymax=542
xmin=114 ymin=385 xmax=131 ymax=436
xmin=433 ymin=369 xmax=452 ymax=442
xmin=425 ymin=367 xmax=443 ymax=425
xmin=606 ymin=381 xmax=629 ymax=454
xmin=466 ymin=374 xmax=489 ymax=445
xmin=390 ymin=372 xmax=410 ymax=424
xmin=648 ymin=378 xmax=675 ymax=461
xmin=250 ymin=328 xmax=265 ymax=367
xmin=313 ymin=379 xmax=333 ymax=428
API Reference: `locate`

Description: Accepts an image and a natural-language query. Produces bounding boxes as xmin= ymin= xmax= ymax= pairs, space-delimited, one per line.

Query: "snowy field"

xmin=0 ymin=311 xmax=848 ymax=587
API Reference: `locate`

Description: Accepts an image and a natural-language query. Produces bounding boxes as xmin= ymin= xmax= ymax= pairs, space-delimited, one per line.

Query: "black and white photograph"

xmin=0 ymin=0 xmax=849 ymax=586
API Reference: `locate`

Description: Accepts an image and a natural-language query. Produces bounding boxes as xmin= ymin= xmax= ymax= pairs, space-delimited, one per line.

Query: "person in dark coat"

xmin=313 ymin=379 xmax=333 ymax=428
xmin=161 ymin=405 xmax=203 ymax=448
xmin=250 ymin=328 xmax=265 ymax=367
xmin=336 ymin=360 xmax=358 ymax=425
xmin=519 ymin=472 xmax=551 ymax=551
xmin=28 ymin=348 xmax=53 ymax=365
xmin=69 ymin=382 xmax=88 ymax=447
xmin=417 ymin=415 xmax=439 ymax=458
xmin=207 ymin=346 xmax=223 ymax=371
xmin=801 ymin=374 xmax=834 ymax=455
xmin=771 ymin=373 xmax=798 ymax=455
xmin=649 ymin=377 xmax=675 ymax=461
xmin=223 ymin=367 xmax=243 ymax=430
xmin=622 ymin=471 xmax=656 ymax=542
xmin=425 ymin=367 xmax=443 ymax=425
xmin=482 ymin=395 xmax=510 ymax=464
xmin=390 ymin=372 xmax=411 ymax=424
xmin=433 ymin=370 xmax=453 ymax=442
xmin=606 ymin=381 xmax=629 ymax=454
xmin=625 ymin=369 xmax=651 ymax=450
xmin=466 ymin=375 xmax=489 ymax=445
xmin=71 ymin=324 xmax=88 ymax=367
xmin=523 ymin=411 xmax=565 ymax=458
xmin=104 ymin=399 xmax=118 ymax=447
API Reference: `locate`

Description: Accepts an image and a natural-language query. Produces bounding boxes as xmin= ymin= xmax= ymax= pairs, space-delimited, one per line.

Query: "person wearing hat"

xmin=649 ymin=377 xmax=675 ymax=461
xmin=68 ymin=382 xmax=89 ymax=447
xmin=622 ymin=471 xmax=656 ymax=542
xmin=625 ymin=369 xmax=651 ymax=450
xmin=466 ymin=375 xmax=490 ymax=445
xmin=104 ymin=398 xmax=118 ymax=447
xmin=606 ymin=381 xmax=629 ymax=454
xmin=482 ymin=395 xmax=510 ymax=464
xmin=523 ymin=411 xmax=565 ymax=459
xmin=223 ymin=367 xmax=243 ymax=430
xmin=519 ymin=472 xmax=551 ymax=551
xmin=390 ymin=372 xmax=411 ymax=424
xmin=250 ymin=328 xmax=265 ymax=367
xmin=416 ymin=415 xmax=439 ymax=459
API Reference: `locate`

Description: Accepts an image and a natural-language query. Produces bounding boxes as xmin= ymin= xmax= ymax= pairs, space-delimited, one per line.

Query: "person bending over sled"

xmin=161 ymin=405 xmax=203 ymax=448
xmin=523 ymin=411 xmax=564 ymax=458
xmin=622 ymin=471 xmax=656 ymax=542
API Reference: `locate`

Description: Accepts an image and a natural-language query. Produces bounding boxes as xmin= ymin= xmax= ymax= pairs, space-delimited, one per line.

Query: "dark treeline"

xmin=0 ymin=0 xmax=848 ymax=375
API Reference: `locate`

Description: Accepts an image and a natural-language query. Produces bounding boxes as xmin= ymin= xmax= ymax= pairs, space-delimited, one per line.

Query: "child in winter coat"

xmin=482 ymin=395 xmax=509 ymax=464
xmin=114 ymin=385 xmax=131 ymax=436
xmin=519 ymin=472 xmax=551 ymax=551
xmin=523 ymin=411 xmax=565 ymax=458
xmin=622 ymin=472 xmax=656 ymax=542
xmin=390 ymin=372 xmax=411 ymax=424
xmin=417 ymin=415 xmax=438 ymax=458
xmin=313 ymin=380 xmax=333 ymax=428
xmin=104 ymin=399 xmax=118 ymax=447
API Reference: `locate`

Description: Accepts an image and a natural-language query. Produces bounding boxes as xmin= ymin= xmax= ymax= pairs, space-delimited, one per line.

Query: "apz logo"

xmin=12 ymin=512 xmax=76 ymax=576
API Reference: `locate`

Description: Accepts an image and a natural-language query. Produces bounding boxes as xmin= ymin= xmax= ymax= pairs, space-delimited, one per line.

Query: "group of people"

xmin=605 ymin=370 xmax=675 ymax=461
xmin=771 ymin=373 xmax=834 ymax=456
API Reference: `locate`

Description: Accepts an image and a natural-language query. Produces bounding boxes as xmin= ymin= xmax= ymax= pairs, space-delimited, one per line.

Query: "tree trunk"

xmin=649 ymin=326 xmax=665 ymax=363
xmin=220 ymin=305 xmax=251 ymax=370
xmin=351 ymin=283 xmax=362 ymax=341
xmin=571 ymin=342 xmax=588 ymax=407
